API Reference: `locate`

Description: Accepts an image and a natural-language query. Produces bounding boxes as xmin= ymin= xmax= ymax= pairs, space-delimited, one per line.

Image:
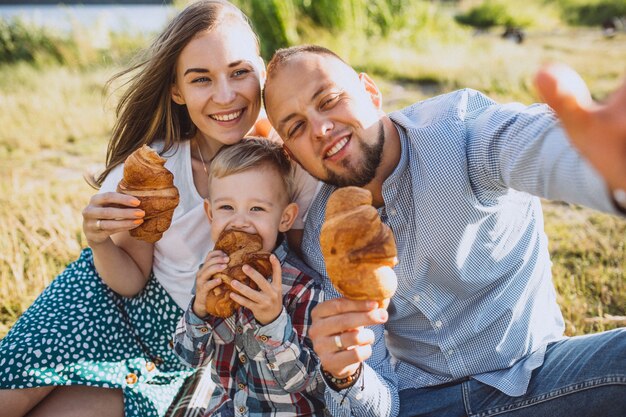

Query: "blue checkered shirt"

xmin=301 ymin=89 xmax=619 ymax=417
xmin=173 ymin=241 xmax=327 ymax=416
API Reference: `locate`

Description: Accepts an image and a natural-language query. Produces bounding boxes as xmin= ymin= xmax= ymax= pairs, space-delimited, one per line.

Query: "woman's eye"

xmin=233 ymin=69 xmax=251 ymax=77
xmin=192 ymin=76 xmax=210 ymax=84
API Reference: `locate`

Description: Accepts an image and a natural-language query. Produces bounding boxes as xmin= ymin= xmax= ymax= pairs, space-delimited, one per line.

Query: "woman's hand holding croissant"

xmin=82 ymin=191 xmax=145 ymax=246
xmin=308 ymin=298 xmax=388 ymax=379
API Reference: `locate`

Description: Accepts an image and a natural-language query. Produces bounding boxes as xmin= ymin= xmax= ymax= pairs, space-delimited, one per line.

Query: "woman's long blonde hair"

xmin=96 ymin=0 xmax=259 ymax=186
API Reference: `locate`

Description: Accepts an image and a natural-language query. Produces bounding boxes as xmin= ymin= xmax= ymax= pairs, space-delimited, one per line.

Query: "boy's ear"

xmin=203 ymin=199 xmax=213 ymax=224
xmin=171 ymin=82 xmax=185 ymax=105
xmin=358 ymin=72 xmax=382 ymax=110
xmin=278 ymin=202 xmax=299 ymax=233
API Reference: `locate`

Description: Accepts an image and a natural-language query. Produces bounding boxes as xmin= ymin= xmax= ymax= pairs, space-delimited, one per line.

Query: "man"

xmin=262 ymin=45 xmax=626 ymax=417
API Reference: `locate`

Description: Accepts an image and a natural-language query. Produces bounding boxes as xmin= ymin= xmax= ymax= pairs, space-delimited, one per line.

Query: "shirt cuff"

xmin=324 ymin=364 xmax=386 ymax=415
xmin=184 ymin=304 xmax=212 ymax=339
xmin=254 ymin=307 xmax=289 ymax=346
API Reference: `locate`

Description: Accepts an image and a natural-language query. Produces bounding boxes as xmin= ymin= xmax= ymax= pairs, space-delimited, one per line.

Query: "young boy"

xmin=172 ymin=138 xmax=326 ymax=417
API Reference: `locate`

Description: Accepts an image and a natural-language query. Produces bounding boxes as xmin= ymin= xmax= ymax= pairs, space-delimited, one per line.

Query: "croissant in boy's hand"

xmin=116 ymin=145 xmax=180 ymax=243
xmin=320 ymin=186 xmax=398 ymax=307
xmin=205 ymin=230 xmax=273 ymax=318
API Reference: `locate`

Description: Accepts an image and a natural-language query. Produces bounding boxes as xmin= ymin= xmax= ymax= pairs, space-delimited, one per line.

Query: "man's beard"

xmin=324 ymin=121 xmax=384 ymax=188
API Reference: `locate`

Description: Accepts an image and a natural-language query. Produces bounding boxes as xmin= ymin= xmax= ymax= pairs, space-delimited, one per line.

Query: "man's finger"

xmin=313 ymin=308 xmax=388 ymax=337
xmin=320 ymin=345 xmax=372 ymax=377
xmin=311 ymin=298 xmax=379 ymax=320
xmin=329 ymin=328 xmax=375 ymax=352
xmin=535 ymin=63 xmax=592 ymax=118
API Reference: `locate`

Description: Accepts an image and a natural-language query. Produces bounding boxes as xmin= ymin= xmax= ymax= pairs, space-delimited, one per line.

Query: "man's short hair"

xmin=263 ymin=45 xmax=346 ymax=106
xmin=208 ymin=137 xmax=295 ymax=201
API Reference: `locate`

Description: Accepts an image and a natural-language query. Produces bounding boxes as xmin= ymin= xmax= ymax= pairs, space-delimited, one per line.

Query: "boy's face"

xmin=204 ymin=166 xmax=298 ymax=252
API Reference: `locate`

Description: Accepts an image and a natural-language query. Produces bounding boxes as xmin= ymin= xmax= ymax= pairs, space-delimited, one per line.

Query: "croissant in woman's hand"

xmin=116 ymin=145 xmax=180 ymax=243
xmin=320 ymin=186 xmax=398 ymax=307
xmin=205 ymin=230 xmax=272 ymax=318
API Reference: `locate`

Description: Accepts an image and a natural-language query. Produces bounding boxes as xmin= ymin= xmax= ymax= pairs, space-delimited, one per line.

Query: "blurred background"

xmin=1 ymin=0 xmax=625 ymax=338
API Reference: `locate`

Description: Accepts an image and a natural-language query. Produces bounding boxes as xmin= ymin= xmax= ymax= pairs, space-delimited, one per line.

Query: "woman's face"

xmin=171 ymin=22 xmax=263 ymax=146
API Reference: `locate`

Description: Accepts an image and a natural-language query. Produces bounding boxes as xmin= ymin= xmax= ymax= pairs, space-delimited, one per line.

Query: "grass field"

xmin=0 ymin=26 xmax=625 ymax=338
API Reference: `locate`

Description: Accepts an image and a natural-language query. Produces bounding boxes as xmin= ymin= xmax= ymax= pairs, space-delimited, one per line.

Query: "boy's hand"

xmin=230 ymin=254 xmax=283 ymax=325
xmin=193 ymin=250 xmax=228 ymax=318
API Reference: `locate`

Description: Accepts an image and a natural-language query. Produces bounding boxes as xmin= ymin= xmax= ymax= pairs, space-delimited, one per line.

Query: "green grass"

xmin=0 ymin=23 xmax=625 ymax=338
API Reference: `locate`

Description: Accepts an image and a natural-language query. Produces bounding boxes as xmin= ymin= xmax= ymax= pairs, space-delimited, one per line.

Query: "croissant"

xmin=320 ymin=186 xmax=398 ymax=307
xmin=205 ymin=230 xmax=273 ymax=318
xmin=116 ymin=145 xmax=180 ymax=243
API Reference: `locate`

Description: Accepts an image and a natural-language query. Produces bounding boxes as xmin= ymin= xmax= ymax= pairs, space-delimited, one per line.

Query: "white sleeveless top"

xmin=99 ymin=140 xmax=317 ymax=309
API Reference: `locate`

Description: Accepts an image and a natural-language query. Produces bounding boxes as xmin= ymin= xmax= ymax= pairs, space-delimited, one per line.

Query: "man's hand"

xmin=308 ymin=298 xmax=388 ymax=379
xmin=535 ymin=64 xmax=626 ymax=193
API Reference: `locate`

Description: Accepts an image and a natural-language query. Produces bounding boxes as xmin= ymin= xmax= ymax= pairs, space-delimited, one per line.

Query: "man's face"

xmin=265 ymin=54 xmax=385 ymax=187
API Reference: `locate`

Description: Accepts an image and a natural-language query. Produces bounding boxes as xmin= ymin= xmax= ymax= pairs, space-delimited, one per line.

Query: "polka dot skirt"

xmin=0 ymin=248 xmax=195 ymax=417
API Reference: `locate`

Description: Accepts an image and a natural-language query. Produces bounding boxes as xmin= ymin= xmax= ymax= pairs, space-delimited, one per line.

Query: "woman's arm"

xmin=83 ymin=190 xmax=153 ymax=296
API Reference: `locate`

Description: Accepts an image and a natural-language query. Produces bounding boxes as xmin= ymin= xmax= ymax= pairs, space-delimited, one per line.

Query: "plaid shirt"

xmin=300 ymin=89 xmax=618 ymax=417
xmin=173 ymin=241 xmax=327 ymax=417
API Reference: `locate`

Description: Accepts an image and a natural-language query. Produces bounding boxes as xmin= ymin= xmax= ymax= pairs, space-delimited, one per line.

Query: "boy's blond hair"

xmin=208 ymin=137 xmax=295 ymax=201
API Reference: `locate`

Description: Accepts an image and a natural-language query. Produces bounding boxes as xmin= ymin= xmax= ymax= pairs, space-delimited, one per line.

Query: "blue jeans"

xmin=399 ymin=328 xmax=626 ymax=417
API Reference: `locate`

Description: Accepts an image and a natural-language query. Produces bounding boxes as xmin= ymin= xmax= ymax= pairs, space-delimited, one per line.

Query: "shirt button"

xmin=239 ymin=355 xmax=247 ymax=364
xmin=268 ymin=363 xmax=275 ymax=369
xmin=447 ymin=349 xmax=454 ymax=356
xmin=237 ymin=326 xmax=243 ymax=334
xmin=125 ymin=373 xmax=138 ymax=385
xmin=145 ymin=361 xmax=156 ymax=372
xmin=389 ymin=208 xmax=397 ymax=216
xmin=412 ymin=294 xmax=420 ymax=303
xmin=238 ymin=382 xmax=245 ymax=390
xmin=259 ymin=335 xmax=269 ymax=342
xmin=238 ymin=406 xmax=246 ymax=413
xmin=434 ymin=320 xmax=443 ymax=328
xmin=200 ymin=327 xmax=208 ymax=334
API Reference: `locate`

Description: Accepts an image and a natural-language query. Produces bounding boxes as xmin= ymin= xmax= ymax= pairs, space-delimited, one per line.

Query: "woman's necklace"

xmin=195 ymin=139 xmax=210 ymax=178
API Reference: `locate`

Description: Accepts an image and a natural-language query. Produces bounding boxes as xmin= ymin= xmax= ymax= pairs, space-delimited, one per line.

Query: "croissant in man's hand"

xmin=320 ymin=186 xmax=398 ymax=307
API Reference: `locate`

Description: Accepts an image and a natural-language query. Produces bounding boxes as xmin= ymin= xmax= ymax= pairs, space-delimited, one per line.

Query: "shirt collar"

xmin=381 ymin=120 xmax=410 ymax=201
xmin=273 ymin=235 xmax=289 ymax=265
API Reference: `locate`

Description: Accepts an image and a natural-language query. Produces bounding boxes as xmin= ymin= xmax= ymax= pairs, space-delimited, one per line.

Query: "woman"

xmin=0 ymin=1 xmax=315 ymax=416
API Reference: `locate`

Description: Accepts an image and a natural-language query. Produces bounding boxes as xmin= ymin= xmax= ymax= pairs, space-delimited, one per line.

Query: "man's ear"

xmin=171 ymin=82 xmax=185 ymax=105
xmin=358 ymin=72 xmax=382 ymax=110
xmin=203 ymin=199 xmax=213 ymax=224
xmin=278 ymin=202 xmax=299 ymax=233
